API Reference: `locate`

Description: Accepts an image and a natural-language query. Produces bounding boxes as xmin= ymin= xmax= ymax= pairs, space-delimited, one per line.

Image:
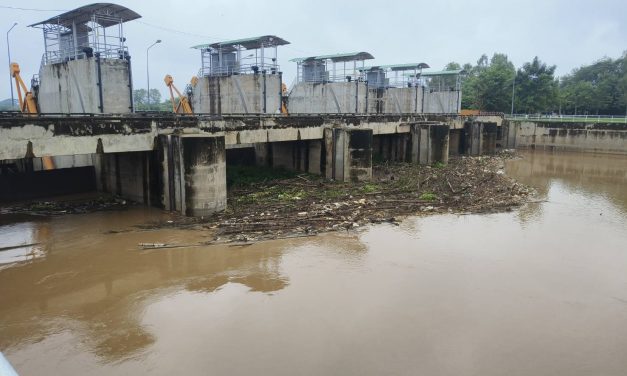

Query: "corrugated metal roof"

xmin=30 ymin=3 xmax=141 ymax=28
xmin=192 ymin=35 xmax=290 ymax=50
xmin=420 ymin=69 xmax=466 ymax=76
xmin=290 ymin=52 xmax=375 ymax=63
xmin=359 ymin=63 xmax=430 ymax=72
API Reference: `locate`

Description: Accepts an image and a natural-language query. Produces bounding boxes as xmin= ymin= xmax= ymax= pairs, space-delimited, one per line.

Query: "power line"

xmin=0 ymin=5 xmax=67 ymax=12
xmin=135 ymin=20 xmax=225 ymax=41
xmin=0 ymin=4 xmax=275 ymax=50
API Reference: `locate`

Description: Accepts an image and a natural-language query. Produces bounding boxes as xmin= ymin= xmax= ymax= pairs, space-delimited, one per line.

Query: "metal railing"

xmin=42 ymin=46 xmax=129 ymax=65
xmin=506 ymin=114 xmax=627 ymax=123
xmin=200 ymin=56 xmax=280 ymax=77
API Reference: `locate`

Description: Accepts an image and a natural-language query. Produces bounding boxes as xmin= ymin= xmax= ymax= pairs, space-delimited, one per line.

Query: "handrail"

xmin=0 ymin=112 xmax=462 ymax=120
xmin=506 ymin=114 xmax=627 ymax=123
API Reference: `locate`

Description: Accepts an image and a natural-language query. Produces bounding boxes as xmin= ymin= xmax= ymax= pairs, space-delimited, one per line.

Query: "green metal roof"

xmin=192 ymin=35 xmax=290 ymax=51
xmin=420 ymin=69 xmax=466 ymax=77
xmin=290 ymin=52 xmax=374 ymax=63
xmin=359 ymin=63 xmax=430 ymax=72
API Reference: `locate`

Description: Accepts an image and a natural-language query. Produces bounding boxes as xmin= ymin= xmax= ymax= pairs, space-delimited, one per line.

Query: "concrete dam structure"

xmin=190 ymin=36 xmax=288 ymax=114
xmin=1 ymin=2 xmax=506 ymax=217
xmin=0 ymin=113 xmax=505 ymax=215
xmin=30 ymin=3 xmax=139 ymax=114
xmin=287 ymin=54 xmax=463 ymax=115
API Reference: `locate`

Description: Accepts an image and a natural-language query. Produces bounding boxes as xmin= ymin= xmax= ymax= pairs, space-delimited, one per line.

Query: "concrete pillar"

xmin=466 ymin=122 xmax=482 ymax=156
xmin=324 ymin=127 xmax=372 ymax=182
xmin=161 ymin=135 xmax=226 ymax=217
xmin=410 ymin=123 xmax=450 ymax=165
xmin=481 ymin=123 xmax=498 ymax=155
xmin=502 ymin=120 xmax=517 ymax=149
xmin=465 ymin=121 xmax=497 ymax=155
xmin=307 ymin=140 xmax=322 ymax=175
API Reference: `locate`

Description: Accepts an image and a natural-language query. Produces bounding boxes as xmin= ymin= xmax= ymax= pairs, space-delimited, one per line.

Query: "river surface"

xmin=1 ymin=150 xmax=627 ymax=376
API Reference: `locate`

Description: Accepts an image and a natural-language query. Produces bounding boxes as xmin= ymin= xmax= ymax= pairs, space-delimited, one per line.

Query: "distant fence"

xmin=506 ymin=114 xmax=627 ymax=123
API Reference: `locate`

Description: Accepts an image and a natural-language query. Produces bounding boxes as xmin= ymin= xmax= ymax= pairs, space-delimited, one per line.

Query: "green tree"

xmin=461 ymin=53 xmax=515 ymax=112
xmin=133 ymin=89 xmax=164 ymax=111
xmin=514 ymin=57 xmax=558 ymax=114
xmin=559 ymin=52 xmax=627 ymax=115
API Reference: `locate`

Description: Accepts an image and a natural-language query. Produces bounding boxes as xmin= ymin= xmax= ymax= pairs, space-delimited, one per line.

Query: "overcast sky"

xmin=1 ymin=0 xmax=626 ymax=100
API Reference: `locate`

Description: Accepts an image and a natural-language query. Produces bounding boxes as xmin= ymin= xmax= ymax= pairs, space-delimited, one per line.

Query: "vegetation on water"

xmin=418 ymin=192 xmax=437 ymax=201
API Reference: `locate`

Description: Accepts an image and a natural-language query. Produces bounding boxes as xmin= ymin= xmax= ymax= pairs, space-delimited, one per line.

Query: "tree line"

xmin=446 ymin=51 xmax=627 ymax=115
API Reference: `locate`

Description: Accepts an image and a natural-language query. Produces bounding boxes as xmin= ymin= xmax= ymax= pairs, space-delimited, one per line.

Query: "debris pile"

xmin=2 ymin=196 xmax=131 ymax=216
xmin=205 ymin=154 xmax=532 ymax=243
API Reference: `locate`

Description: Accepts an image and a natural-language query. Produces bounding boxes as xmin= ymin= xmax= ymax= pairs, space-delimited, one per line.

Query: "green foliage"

xmin=514 ymin=57 xmax=558 ymax=114
xmin=419 ymin=192 xmax=437 ymax=201
xmin=461 ymin=53 xmax=516 ymax=112
xmin=133 ymin=89 xmax=170 ymax=111
xmin=458 ymin=51 xmax=627 ymax=115
xmin=323 ymin=187 xmax=346 ymax=199
xmin=277 ymin=190 xmax=307 ymax=201
xmin=559 ymin=52 xmax=627 ymax=115
xmin=361 ymin=183 xmax=380 ymax=193
xmin=432 ymin=161 xmax=446 ymax=169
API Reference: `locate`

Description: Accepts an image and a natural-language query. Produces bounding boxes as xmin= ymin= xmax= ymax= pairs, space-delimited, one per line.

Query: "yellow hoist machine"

xmin=281 ymin=83 xmax=289 ymax=115
xmin=164 ymin=75 xmax=195 ymax=114
xmin=11 ymin=63 xmax=55 ymax=170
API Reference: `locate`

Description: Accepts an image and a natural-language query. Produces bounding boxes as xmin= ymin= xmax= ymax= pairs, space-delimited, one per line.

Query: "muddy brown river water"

xmin=1 ymin=150 xmax=627 ymax=376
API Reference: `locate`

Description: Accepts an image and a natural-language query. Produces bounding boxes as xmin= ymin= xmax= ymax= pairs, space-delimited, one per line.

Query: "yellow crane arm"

xmin=281 ymin=83 xmax=289 ymax=115
xmin=11 ymin=63 xmax=38 ymax=114
xmin=11 ymin=62 xmax=55 ymax=170
xmin=164 ymin=74 xmax=193 ymax=114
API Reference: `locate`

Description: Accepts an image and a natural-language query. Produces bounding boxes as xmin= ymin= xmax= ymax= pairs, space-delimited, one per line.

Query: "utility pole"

xmin=146 ymin=39 xmax=161 ymax=110
xmin=510 ymin=71 xmax=516 ymax=116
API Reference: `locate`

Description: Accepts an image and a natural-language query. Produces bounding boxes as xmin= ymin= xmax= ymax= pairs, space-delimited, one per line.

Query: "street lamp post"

xmin=146 ymin=39 xmax=162 ymax=110
xmin=6 ymin=22 xmax=18 ymax=110
xmin=510 ymin=71 xmax=516 ymax=116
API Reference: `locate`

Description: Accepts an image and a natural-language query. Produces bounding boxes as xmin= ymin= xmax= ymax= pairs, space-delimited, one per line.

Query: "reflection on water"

xmin=1 ymin=150 xmax=627 ymax=376
xmin=506 ymin=150 xmax=627 ymax=214
xmin=0 ymin=221 xmax=47 ymax=267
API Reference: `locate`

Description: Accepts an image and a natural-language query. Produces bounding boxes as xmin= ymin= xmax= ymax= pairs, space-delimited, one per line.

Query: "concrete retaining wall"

xmin=324 ymin=128 xmax=372 ymax=182
xmin=513 ymin=121 xmax=627 ymax=154
xmin=288 ymin=82 xmax=368 ymax=114
xmin=192 ymin=74 xmax=281 ymax=114
xmin=423 ymin=90 xmax=461 ymax=114
xmin=368 ymin=87 xmax=422 ymax=114
xmin=38 ymin=58 xmax=132 ymax=114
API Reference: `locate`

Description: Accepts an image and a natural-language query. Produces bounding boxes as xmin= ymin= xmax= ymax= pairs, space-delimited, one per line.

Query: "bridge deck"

xmin=0 ymin=113 xmax=498 ymax=160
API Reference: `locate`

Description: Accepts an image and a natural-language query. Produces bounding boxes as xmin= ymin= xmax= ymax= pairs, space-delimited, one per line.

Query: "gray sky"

xmin=2 ymin=0 xmax=626 ymax=101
